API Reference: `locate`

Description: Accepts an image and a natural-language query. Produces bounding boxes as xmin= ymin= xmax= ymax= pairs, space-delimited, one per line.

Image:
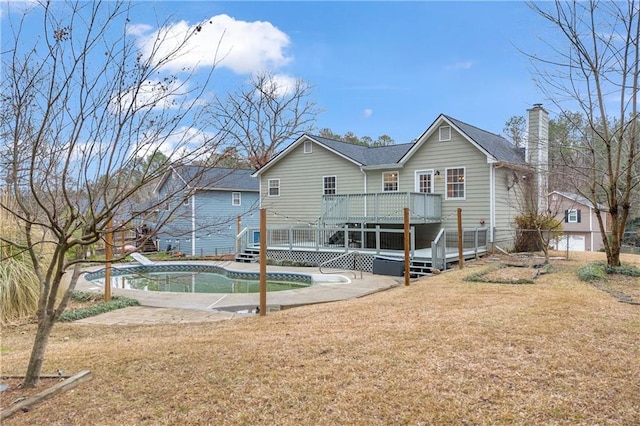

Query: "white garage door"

xmin=555 ymin=235 xmax=586 ymax=251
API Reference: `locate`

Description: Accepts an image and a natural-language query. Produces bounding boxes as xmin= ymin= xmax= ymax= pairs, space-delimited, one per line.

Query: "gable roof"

xmin=253 ymin=113 xmax=528 ymax=176
xmin=399 ymin=114 xmax=527 ymax=166
xmin=311 ymin=136 xmax=414 ymax=166
xmin=159 ymin=165 xmax=259 ymax=192
xmin=550 ymin=191 xmax=609 ymax=211
xmin=252 ymin=134 xmax=414 ymax=176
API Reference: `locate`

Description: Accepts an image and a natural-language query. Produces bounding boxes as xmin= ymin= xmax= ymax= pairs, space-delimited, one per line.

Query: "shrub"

xmin=0 ymin=258 xmax=40 ymax=325
xmin=58 ymin=292 xmax=139 ymax=322
xmin=577 ymin=261 xmax=640 ymax=283
xmin=577 ymin=262 xmax=608 ymax=282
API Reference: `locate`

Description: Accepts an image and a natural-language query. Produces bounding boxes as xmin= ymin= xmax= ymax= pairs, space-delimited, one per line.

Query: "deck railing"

xmin=321 ymin=192 xmax=442 ymax=225
xmin=237 ymin=224 xmax=416 ymax=256
xmin=431 ymin=227 xmax=489 ymax=270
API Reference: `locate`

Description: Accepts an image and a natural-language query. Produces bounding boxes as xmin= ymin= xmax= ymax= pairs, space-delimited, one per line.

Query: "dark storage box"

xmin=372 ymin=256 xmax=405 ymax=276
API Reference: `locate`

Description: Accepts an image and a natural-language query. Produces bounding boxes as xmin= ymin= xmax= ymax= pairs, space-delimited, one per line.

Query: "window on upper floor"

xmin=416 ymin=170 xmax=434 ymax=194
xmin=232 ymin=192 xmax=241 ymax=206
xmin=439 ymin=126 xmax=451 ymax=141
xmin=304 ymin=140 xmax=312 ymax=153
xmin=382 ymin=171 xmax=399 ymax=192
xmin=323 ymin=176 xmax=336 ymax=195
xmin=268 ymin=179 xmax=280 ymax=197
xmin=446 ymin=167 xmax=465 ymax=199
xmin=566 ymin=209 xmax=581 ymax=223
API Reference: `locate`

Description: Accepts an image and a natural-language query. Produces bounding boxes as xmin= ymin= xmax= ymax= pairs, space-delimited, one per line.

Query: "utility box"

xmin=373 ymin=256 xmax=405 ymax=276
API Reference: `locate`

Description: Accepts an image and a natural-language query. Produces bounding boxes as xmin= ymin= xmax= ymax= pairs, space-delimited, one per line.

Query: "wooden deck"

xmin=321 ymin=192 xmax=442 ymax=225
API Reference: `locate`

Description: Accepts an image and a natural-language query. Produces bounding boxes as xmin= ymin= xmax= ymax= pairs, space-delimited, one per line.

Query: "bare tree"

xmin=208 ymin=71 xmax=320 ymax=169
xmin=529 ymin=0 xmax=640 ymax=266
xmin=0 ymin=1 xmax=223 ymax=386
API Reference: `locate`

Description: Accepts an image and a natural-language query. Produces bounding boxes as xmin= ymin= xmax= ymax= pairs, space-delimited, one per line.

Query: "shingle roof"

xmin=444 ymin=115 xmax=527 ymax=166
xmin=553 ymin=191 xmax=608 ymax=211
xmin=173 ymin=165 xmax=258 ymax=191
xmin=309 ymin=135 xmax=413 ymax=166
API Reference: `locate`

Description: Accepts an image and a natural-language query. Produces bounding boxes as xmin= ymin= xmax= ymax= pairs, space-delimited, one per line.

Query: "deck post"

xmin=259 ymin=209 xmax=266 ymax=316
xmin=104 ymin=219 xmax=112 ymax=302
xmin=344 ymin=225 xmax=348 ymax=252
xmin=375 ymin=225 xmax=381 ymax=254
xmin=474 ymin=228 xmax=479 ymax=258
xmin=288 ymin=225 xmax=292 ymax=251
xmin=457 ymin=208 xmax=464 ymax=269
xmin=404 ymin=207 xmax=410 ymax=286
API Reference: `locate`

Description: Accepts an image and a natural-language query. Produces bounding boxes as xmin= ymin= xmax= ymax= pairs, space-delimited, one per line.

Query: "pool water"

xmin=100 ymin=271 xmax=308 ymax=293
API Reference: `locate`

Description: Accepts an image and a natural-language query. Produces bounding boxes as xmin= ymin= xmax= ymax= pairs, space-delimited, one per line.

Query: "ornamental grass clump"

xmin=0 ymin=258 xmax=40 ymax=325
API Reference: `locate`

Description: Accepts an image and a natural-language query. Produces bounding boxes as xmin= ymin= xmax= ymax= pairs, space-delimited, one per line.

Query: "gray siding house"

xmin=154 ymin=165 xmax=259 ymax=256
xmin=252 ymin=105 xmax=548 ymax=255
xmin=549 ymin=191 xmax=610 ymax=252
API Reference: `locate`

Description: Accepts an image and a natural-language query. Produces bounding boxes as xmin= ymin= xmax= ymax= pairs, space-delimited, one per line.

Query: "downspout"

xmin=489 ymin=163 xmax=496 ymax=244
xmin=191 ymin=192 xmax=196 ymax=256
xmin=589 ymin=205 xmax=594 ymax=251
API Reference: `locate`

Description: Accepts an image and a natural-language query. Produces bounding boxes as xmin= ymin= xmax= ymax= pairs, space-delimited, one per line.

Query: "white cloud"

xmin=446 ymin=61 xmax=474 ymax=70
xmin=126 ymin=23 xmax=153 ymax=37
xmin=133 ymin=14 xmax=292 ymax=74
xmin=110 ymin=78 xmax=191 ymax=112
xmin=134 ymin=126 xmax=218 ymax=162
xmin=264 ymin=73 xmax=298 ymax=97
xmin=363 ymin=108 xmax=373 ymax=118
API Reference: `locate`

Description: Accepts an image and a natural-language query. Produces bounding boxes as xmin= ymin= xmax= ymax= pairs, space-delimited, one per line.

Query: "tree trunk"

xmin=23 ymin=314 xmax=56 ymax=387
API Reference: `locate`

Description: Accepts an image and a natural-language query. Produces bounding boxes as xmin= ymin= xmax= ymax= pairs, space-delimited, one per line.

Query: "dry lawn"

xmin=1 ymin=252 xmax=639 ymax=425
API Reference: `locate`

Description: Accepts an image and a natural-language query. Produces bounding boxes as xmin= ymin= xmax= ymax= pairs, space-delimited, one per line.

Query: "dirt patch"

xmin=482 ymin=266 xmax=539 ymax=282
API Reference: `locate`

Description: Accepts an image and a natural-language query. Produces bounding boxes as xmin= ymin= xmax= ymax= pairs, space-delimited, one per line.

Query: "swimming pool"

xmin=84 ymin=264 xmax=313 ymax=294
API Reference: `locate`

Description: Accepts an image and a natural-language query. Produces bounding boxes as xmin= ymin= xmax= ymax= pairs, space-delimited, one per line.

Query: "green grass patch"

xmin=577 ymin=261 xmax=640 ymax=283
xmin=58 ymin=291 xmax=139 ymax=322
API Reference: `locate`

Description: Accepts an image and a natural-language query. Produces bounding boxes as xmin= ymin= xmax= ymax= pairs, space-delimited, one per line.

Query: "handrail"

xmin=235 ymin=227 xmax=249 ymax=254
xmin=318 ymin=250 xmax=363 ymax=279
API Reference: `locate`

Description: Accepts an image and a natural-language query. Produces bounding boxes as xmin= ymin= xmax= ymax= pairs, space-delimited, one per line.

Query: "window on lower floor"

xmin=232 ymin=192 xmax=241 ymax=206
xmin=268 ymin=179 xmax=280 ymax=196
xmin=382 ymin=171 xmax=399 ymax=192
xmin=323 ymin=176 xmax=336 ymax=195
xmin=446 ymin=167 xmax=465 ymax=199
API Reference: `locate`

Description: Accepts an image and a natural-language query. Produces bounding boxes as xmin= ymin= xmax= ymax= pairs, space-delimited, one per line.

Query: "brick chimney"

xmin=527 ymin=104 xmax=549 ymax=212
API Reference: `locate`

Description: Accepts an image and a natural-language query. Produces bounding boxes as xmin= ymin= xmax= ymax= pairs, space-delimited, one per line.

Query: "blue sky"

xmin=2 ymin=1 xmax=549 ymax=146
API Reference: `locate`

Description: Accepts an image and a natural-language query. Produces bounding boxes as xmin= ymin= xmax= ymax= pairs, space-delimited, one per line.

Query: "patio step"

xmin=235 ymin=248 xmax=260 ymax=263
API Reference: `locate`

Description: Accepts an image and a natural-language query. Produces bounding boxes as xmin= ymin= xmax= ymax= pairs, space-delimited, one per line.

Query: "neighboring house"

xmin=252 ymin=105 xmax=549 ymax=255
xmin=154 ymin=165 xmax=259 ymax=256
xmin=549 ymin=191 xmax=610 ymax=252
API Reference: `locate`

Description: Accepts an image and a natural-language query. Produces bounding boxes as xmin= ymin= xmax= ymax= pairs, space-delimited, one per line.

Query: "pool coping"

xmin=75 ymin=260 xmax=403 ymax=314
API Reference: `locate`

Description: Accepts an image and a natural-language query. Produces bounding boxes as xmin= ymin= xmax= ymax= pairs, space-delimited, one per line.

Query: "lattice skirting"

xmin=266 ymin=249 xmax=376 ymax=272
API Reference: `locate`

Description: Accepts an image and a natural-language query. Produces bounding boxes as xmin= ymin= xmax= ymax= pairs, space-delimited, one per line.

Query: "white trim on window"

xmin=445 ymin=167 xmax=465 ymax=200
xmin=439 ymin=126 xmax=451 ymax=141
xmin=414 ymin=170 xmax=434 ymax=194
xmin=382 ymin=171 xmax=399 ymax=192
xmin=232 ymin=192 xmax=241 ymax=206
xmin=268 ymin=179 xmax=280 ymax=197
xmin=567 ymin=209 xmax=578 ymax=223
xmin=304 ymin=140 xmax=312 ymax=153
xmin=323 ymin=175 xmax=337 ymax=195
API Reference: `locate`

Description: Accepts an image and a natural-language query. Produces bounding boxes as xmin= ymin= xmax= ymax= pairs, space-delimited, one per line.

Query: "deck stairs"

xmin=235 ymin=248 xmax=260 ymax=263
xmin=409 ymin=259 xmax=434 ymax=277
